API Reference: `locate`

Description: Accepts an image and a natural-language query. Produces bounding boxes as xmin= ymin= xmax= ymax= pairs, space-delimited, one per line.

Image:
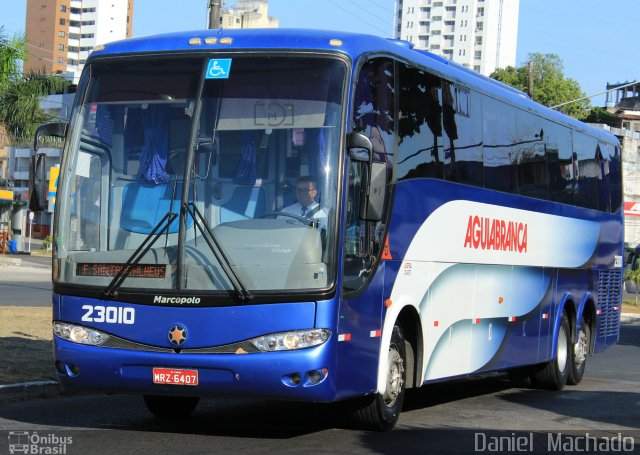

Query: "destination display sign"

xmin=76 ymin=263 xmax=166 ymax=278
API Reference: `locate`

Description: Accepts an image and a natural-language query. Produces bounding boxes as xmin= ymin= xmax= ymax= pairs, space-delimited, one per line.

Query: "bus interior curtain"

xmin=137 ymin=104 xmax=171 ymax=184
xmin=233 ymin=131 xmax=257 ymax=185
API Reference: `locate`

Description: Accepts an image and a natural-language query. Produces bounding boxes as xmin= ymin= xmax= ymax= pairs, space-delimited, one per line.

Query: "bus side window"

xmin=397 ymin=63 xmax=444 ymax=181
xmin=344 ymin=58 xmax=394 ymax=292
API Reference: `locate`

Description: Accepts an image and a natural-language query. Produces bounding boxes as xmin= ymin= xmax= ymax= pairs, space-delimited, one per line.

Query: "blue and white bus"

xmin=31 ymin=29 xmax=623 ymax=430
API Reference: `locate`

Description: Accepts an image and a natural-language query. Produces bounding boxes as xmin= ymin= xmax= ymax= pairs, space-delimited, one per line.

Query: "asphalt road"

xmin=0 ymin=322 xmax=638 ymax=454
xmin=0 ymin=263 xmax=51 ymax=307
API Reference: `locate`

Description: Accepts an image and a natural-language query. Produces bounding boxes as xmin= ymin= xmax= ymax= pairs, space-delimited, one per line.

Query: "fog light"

xmin=307 ymin=368 xmax=328 ymax=385
xmin=65 ymin=364 xmax=81 ymax=377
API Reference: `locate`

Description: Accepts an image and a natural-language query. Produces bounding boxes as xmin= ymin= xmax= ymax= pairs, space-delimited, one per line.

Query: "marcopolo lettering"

xmin=463 ymin=215 xmax=528 ymax=253
xmin=153 ymin=295 xmax=201 ymax=305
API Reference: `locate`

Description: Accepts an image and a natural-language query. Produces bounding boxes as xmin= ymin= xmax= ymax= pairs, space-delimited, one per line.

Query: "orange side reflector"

xmin=381 ymin=235 xmax=392 ymax=260
xmin=385 ymin=299 xmax=392 ymax=308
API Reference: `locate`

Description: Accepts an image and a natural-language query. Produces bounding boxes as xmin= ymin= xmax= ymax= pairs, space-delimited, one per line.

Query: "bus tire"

xmin=567 ymin=316 xmax=590 ymax=385
xmin=143 ymin=395 xmax=199 ymax=418
xmin=350 ymin=324 xmax=406 ymax=431
xmin=530 ymin=311 xmax=571 ymax=390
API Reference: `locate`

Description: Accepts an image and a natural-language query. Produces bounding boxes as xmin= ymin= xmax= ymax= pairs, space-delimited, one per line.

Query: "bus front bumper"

xmin=53 ymin=337 xmax=338 ymax=402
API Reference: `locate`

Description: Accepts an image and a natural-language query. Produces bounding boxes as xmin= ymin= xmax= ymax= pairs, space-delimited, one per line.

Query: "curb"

xmin=621 ymin=313 xmax=640 ymax=323
xmin=0 ymin=380 xmax=58 ymax=390
xmin=0 ymin=381 xmax=61 ymax=405
xmin=0 ymin=256 xmax=22 ymax=266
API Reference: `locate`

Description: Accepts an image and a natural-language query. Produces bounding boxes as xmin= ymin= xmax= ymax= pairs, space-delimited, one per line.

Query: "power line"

xmin=368 ymin=0 xmax=395 ymax=14
xmin=343 ymin=0 xmax=393 ymax=28
xmin=551 ymin=80 xmax=640 ymax=109
xmin=0 ymin=39 xmax=58 ymax=65
xmin=325 ymin=0 xmax=390 ymax=36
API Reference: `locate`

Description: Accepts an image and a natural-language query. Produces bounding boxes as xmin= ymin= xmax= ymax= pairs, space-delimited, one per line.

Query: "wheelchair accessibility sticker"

xmin=206 ymin=58 xmax=232 ymax=79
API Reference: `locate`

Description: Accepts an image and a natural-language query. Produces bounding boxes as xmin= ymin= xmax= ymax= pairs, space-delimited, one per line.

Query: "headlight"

xmin=53 ymin=321 xmax=110 ymax=346
xmin=251 ymin=329 xmax=330 ymax=352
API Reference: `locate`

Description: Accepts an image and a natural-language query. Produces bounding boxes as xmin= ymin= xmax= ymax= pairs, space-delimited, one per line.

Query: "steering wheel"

xmin=262 ymin=211 xmax=318 ymax=227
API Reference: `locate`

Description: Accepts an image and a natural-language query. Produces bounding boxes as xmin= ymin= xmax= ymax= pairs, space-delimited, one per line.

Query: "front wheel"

xmin=350 ymin=324 xmax=406 ymax=431
xmin=530 ymin=311 xmax=571 ymax=390
xmin=143 ymin=395 xmax=200 ymax=418
xmin=567 ymin=316 xmax=590 ymax=385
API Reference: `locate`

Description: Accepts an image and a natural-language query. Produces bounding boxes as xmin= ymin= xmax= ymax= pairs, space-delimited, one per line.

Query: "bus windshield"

xmin=54 ymin=55 xmax=346 ymax=297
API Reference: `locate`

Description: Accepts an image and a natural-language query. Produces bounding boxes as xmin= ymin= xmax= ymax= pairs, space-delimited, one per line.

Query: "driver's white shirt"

xmin=281 ymin=201 xmax=327 ymax=230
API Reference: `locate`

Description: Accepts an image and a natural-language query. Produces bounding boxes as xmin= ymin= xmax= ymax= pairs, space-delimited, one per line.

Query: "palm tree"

xmin=0 ymin=28 xmax=70 ymax=145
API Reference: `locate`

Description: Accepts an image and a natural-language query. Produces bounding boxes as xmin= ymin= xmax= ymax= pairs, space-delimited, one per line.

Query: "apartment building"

xmin=220 ymin=0 xmax=279 ymax=29
xmin=395 ymin=0 xmax=519 ymax=76
xmin=24 ymin=0 xmax=134 ymax=83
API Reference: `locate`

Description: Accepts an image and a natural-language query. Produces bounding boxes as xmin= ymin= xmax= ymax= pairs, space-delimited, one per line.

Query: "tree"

xmin=0 ymin=28 xmax=69 ymax=144
xmin=491 ymin=53 xmax=590 ymax=120
xmin=0 ymin=27 xmax=25 ymax=85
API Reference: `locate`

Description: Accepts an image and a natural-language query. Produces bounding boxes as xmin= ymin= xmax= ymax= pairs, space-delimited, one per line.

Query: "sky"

xmin=2 ymin=0 xmax=638 ymax=106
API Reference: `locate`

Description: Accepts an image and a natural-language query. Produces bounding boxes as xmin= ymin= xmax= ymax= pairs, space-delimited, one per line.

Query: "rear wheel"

xmin=530 ymin=311 xmax=571 ymax=390
xmin=567 ymin=316 xmax=590 ymax=385
xmin=143 ymin=395 xmax=200 ymax=418
xmin=350 ymin=324 xmax=406 ymax=431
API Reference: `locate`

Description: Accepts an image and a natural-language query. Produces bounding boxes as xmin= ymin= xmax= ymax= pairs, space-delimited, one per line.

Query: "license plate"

xmin=152 ymin=368 xmax=199 ymax=386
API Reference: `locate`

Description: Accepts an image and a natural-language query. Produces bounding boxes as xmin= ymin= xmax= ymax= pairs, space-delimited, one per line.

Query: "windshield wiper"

xmin=185 ymin=202 xmax=253 ymax=302
xmin=103 ymin=212 xmax=178 ymax=298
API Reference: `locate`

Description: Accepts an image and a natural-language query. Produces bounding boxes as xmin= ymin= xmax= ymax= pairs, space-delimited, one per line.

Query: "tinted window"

xmin=483 ymin=97 xmax=517 ymax=193
xmin=597 ymin=142 xmax=611 ymax=213
xmin=573 ymin=132 xmax=599 ymax=210
xmin=609 ymin=143 xmax=623 ymax=212
xmin=443 ymin=82 xmax=483 ymax=186
xmin=516 ymin=109 xmax=547 ymax=199
xmin=545 ymin=121 xmax=574 ymax=205
xmin=397 ymin=64 xmax=443 ymax=180
xmin=345 ymin=58 xmax=395 ymax=292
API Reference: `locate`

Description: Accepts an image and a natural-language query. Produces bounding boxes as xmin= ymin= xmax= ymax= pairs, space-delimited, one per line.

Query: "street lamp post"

xmin=209 ymin=0 xmax=222 ymax=29
xmin=28 ymin=211 xmax=33 ymax=253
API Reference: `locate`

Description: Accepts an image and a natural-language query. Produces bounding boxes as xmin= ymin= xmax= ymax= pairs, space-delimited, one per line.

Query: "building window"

xmin=474 ymin=51 xmax=482 ymax=59
xmin=57 ymin=57 xmax=63 ymax=64
xmin=476 ymin=36 xmax=482 ymax=45
xmin=58 ymin=31 xmax=65 ymax=37
xmin=59 ymin=18 xmax=65 ymax=25
xmin=60 ymin=5 xmax=66 ymax=12
xmin=58 ymin=44 xmax=64 ymax=51
xmin=474 ymin=65 xmax=480 ymax=71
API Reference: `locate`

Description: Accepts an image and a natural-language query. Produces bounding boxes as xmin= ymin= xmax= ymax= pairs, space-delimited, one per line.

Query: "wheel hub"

xmin=575 ymin=327 xmax=588 ymax=367
xmin=557 ymin=327 xmax=568 ymax=372
xmin=384 ymin=349 xmax=404 ymax=407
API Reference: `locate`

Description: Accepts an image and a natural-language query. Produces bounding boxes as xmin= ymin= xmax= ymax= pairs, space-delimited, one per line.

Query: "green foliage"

xmin=0 ymin=71 xmax=69 ymax=142
xmin=0 ymin=29 xmax=70 ymax=144
xmin=584 ymin=106 xmax=619 ymax=127
xmin=490 ymin=53 xmax=590 ymax=120
xmin=0 ymin=27 xmax=25 ymax=86
xmin=624 ymin=267 xmax=640 ymax=284
xmin=42 ymin=235 xmax=52 ymax=250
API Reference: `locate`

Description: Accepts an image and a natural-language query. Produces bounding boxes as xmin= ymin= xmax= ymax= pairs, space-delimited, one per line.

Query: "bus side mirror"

xmin=29 ymin=153 xmax=48 ymax=212
xmin=360 ymin=162 xmax=387 ymax=221
xmin=348 ymin=131 xmax=372 ymax=162
xmin=34 ymin=122 xmax=67 ymax=152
